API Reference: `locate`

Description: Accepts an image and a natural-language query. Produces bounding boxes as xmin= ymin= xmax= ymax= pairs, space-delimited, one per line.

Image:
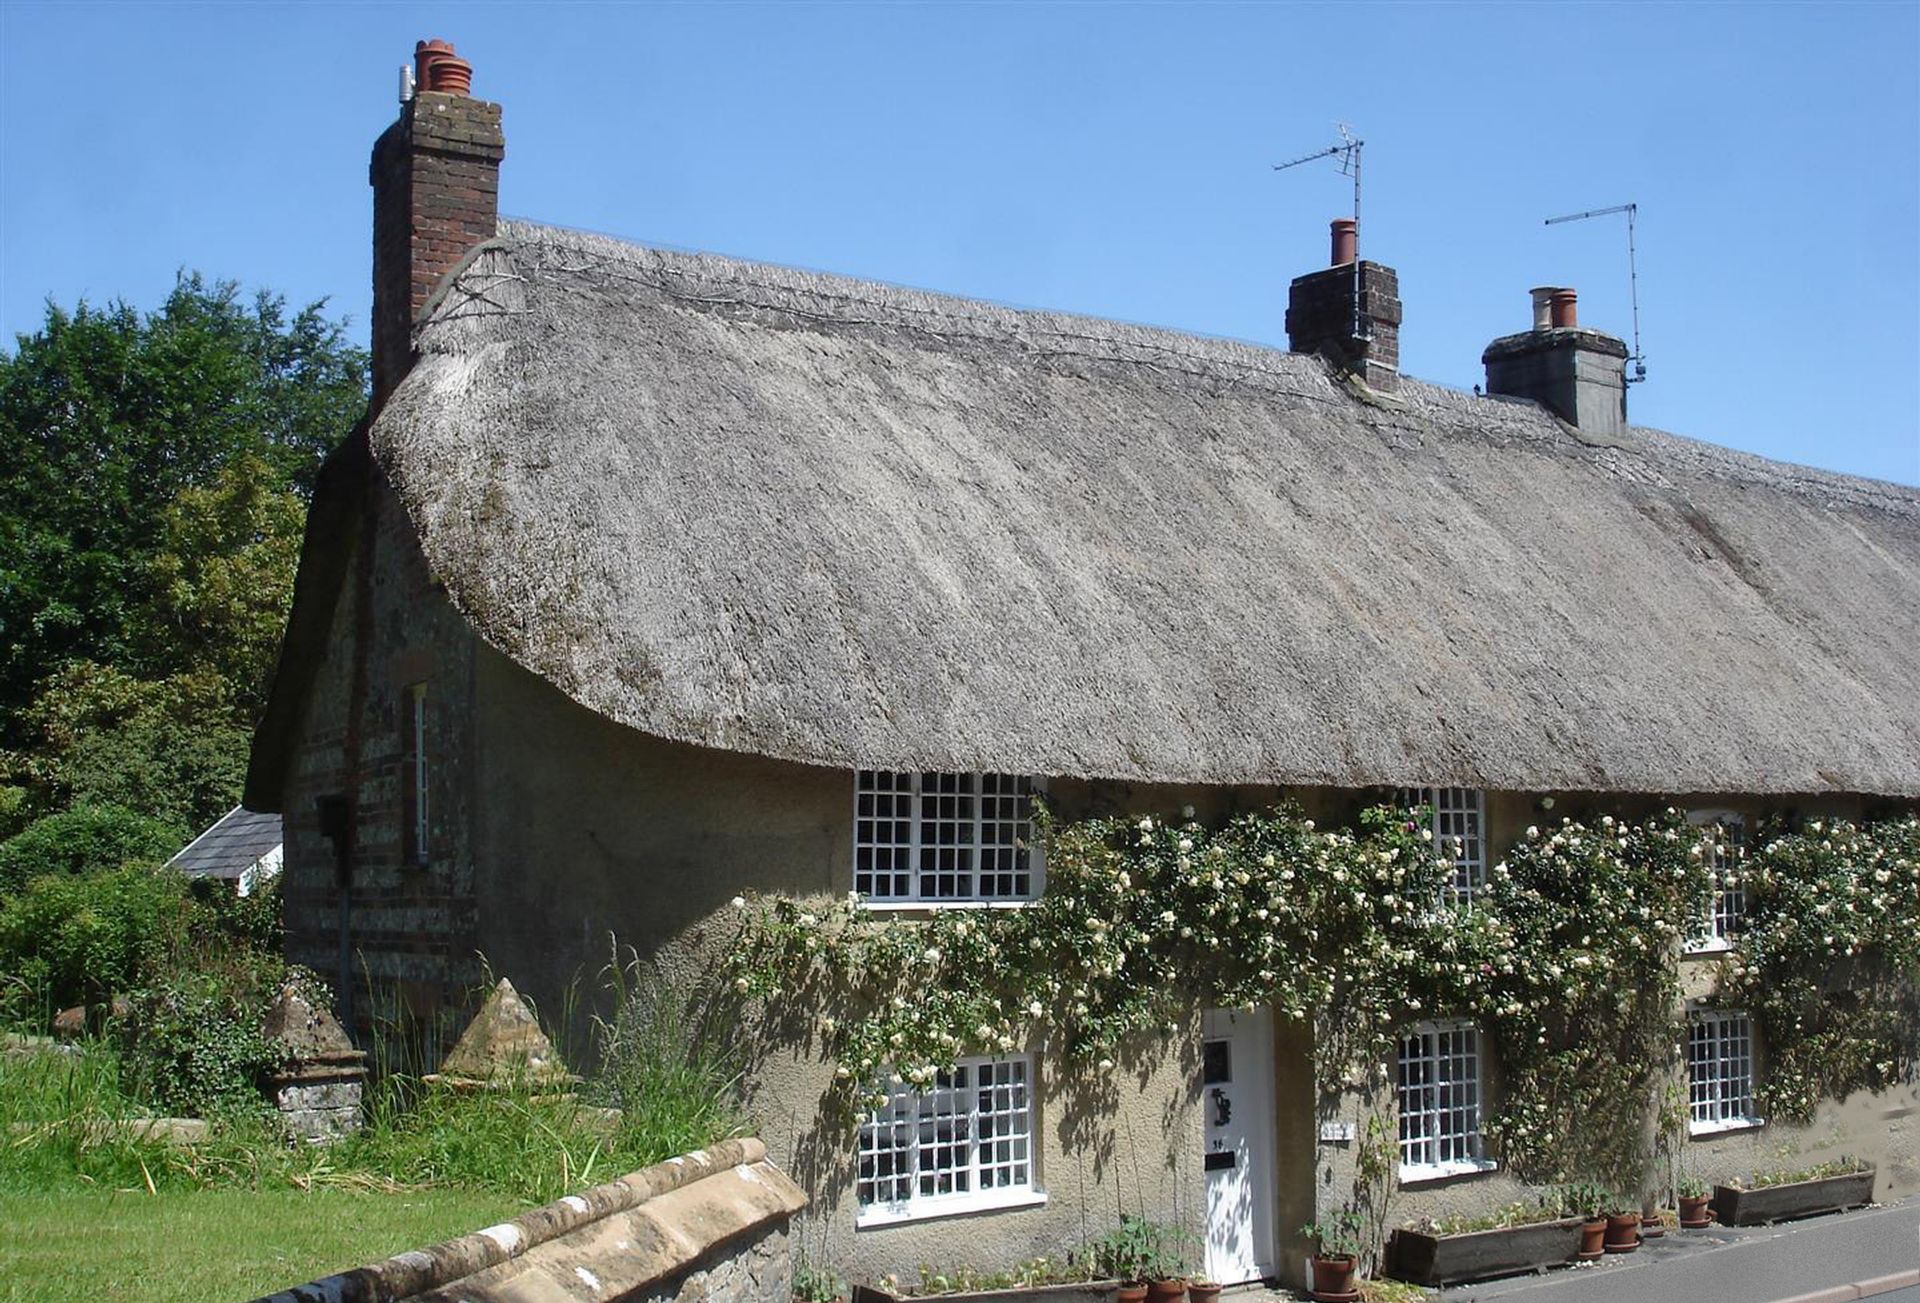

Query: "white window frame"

xmin=853 ymin=772 xmax=1044 ymax=906
xmin=855 ymin=1055 xmax=1045 ymax=1226
xmin=1686 ymin=809 xmax=1746 ymax=953
xmin=1687 ymin=1009 xmax=1762 ymax=1135
xmin=1400 ymin=787 xmax=1488 ymax=906
xmin=1396 ymin=1019 xmax=1497 ymax=1183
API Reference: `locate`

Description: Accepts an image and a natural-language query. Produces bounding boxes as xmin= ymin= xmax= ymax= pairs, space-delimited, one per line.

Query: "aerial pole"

xmin=1545 ymin=202 xmax=1648 ymax=383
xmin=1276 ymin=124 xmax=1366 ymax=344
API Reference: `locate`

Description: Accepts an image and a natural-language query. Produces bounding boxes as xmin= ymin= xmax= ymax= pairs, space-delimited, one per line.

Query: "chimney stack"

xmin=1482 ymin=287 xmax=1628 ymax=436
xmin=1286 ymin=219 xmax=1403 ymax=393
xmin=370 ymin=39 xmax=503 ymax=407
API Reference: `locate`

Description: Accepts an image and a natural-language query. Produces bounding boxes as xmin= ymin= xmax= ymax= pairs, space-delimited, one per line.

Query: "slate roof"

xmin=169 ymin=806 xmax=283 ymax=881
xmin=248 ymin=221 xmax=1920 ymax=804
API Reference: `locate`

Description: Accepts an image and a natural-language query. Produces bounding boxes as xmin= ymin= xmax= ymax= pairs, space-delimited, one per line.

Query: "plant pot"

xmin=1145 ymin=1281 xmax=1185 ymax=1303
xmin=1576 ymin=1218 xmax=1606 ymax=1261
xmin=1678 ymin=1194 xmax=1713 ymax=1228
xmin=1309 ymin=1253 xmax=1359 ymax=1302
xmin=1602 ymin=1213 xmax=1639 ymax=1253
xmin=1186 ymin=1284 xmax=1222 ymax=1303
xmin=1115 ymin=1286 xmax=1148 ymax=1303
xmin=1639 ymin=1210 xmax=1666 ymax=1239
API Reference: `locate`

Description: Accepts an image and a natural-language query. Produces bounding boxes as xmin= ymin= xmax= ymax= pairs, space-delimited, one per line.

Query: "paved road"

xmin=1429 ymin=1198 xmax=1920 ymax=1303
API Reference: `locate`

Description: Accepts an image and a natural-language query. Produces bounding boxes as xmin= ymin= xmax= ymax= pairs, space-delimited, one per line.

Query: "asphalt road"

xmin=1430 ymin=1197 xmax=1920 ymax=1303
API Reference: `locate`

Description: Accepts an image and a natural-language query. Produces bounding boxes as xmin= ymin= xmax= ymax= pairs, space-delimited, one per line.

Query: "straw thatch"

xmin=255 ymin=220 xmax=1920 ymax=801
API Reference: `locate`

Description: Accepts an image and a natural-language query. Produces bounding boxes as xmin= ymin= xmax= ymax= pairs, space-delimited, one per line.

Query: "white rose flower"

xmin=731 ymin=895 xmax=746 ymax=909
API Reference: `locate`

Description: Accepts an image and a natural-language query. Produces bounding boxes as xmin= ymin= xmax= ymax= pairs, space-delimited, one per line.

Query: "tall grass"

xmin=591 ymin=941 xmax=745 ymax=1164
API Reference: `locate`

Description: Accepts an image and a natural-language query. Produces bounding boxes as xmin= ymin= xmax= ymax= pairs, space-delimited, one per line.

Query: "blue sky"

xmin=3 ymin=2 xmax=1916 ymax=484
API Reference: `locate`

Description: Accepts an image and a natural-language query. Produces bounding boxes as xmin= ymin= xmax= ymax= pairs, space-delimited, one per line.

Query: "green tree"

xmin=0 ymin=802 xmax=182 ymax=898
xmin=0 ymin=273 xmax=366 ymax=734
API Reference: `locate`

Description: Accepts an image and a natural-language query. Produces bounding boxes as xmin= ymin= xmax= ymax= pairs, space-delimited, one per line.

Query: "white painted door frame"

xmin=1201 ymin=1007 xmax=1277 ymax=1285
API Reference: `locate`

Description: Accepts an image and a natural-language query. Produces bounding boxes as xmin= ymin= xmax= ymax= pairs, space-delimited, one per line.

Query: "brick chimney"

xmin=1285 ymin=219 xmax=1403 ymax=393
xmin=370 ymin=40 xmax=504 ymax=407
xmin=1482 ymin=288 xmax=1629 ymax=436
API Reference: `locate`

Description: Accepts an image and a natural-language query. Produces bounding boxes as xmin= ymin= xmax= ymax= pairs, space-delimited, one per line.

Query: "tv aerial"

xmin=1275 ymin=124 xmax=1366 ymax=342
xmin=1545 ymin=202 xmax=1647 ymax=384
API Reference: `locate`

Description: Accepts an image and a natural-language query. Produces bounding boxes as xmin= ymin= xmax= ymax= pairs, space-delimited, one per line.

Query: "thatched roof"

xmin=252 ymin=220 xmax=1920 ymax=803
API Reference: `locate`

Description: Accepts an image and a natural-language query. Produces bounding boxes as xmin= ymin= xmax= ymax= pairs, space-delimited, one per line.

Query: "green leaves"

xmin=0 ymin=273 xmax=359 ymax=830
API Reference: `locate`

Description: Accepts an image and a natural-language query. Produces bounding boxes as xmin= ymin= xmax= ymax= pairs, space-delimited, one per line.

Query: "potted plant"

xmin=1639 ymin=1206 xmax=1667 ymax=1239
xmin=1559 ymin=1182 xmax=1608 ymax=1262
xmin=1301 ymin=1208 xmax=1365 ymax=1302
xmin=794 ymin=1259 xmax=845 ymax=1303
xmin=1714 ymin=1158 xmax=1876 ymax=1226
xmin=1677 ymin=1174 xmax=1713 ymax=1228
xmin=1088 ymin=1216 xmax=1191 ymax=1303
xmin=1601 ymin=1192 xmax=1640 ymax=1254
xmin=1184 ymin=1282 xmax=1221 ymax=1303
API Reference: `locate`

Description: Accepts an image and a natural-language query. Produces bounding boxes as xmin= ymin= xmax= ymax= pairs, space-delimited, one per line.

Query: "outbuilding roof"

xmin=169 ymin=805 xmax=283 ymax=881
xmin=249 ymin=220 xmax=1920 ymax=803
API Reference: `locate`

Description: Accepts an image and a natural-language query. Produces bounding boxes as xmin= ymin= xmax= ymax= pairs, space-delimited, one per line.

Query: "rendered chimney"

xmin=1285 ymin=218 xmax=1403 ymax=393
xmin=1482 ymin=287 xmax=1628 ymax=436
xmin=370 ymin=39 xmax=503 ymax=407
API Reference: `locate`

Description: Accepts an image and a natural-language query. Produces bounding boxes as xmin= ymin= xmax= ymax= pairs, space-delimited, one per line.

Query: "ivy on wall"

xmin=1718 ymin=816 xmax=1920 ymax=1123
xmin=728 ymin=804 xmax=1919 ymax=1192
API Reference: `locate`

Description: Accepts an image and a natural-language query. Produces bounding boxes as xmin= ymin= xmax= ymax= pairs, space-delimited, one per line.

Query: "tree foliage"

xmin=0 ymin=273 xmax=366 ymax=832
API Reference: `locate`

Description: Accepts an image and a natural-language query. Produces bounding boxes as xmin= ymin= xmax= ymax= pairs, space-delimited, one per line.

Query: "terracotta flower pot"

xmin=1309 ymin=1253 xmax=1359 ymax=1302
xmin=1115 ymin=1284 xmax=1149 ymax=1303
xmin=1577 ymin=1217 xmax=1606 ymax=1261
xmin=1678 ymin=1194 xmax=1712 ymax=1228
xmin=1603 ymin=1212 xmax=1640 ymax=1253
xmin=1187 ymin=1283 xmax=1223 ymax=1303
xmin=1639 ymin=1209 xmax=1666 ymax=1238
xmin=1146 ymin=1281 xmax=1186 ymax=1303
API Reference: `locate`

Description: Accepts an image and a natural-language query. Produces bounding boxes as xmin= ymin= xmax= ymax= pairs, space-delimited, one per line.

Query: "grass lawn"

xmin=0 ymin=1186 xmax=518 ymax=1303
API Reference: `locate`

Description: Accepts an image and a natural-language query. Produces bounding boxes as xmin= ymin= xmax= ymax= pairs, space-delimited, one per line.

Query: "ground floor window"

xmin=1397 ymin=1020 xmax=1495 ymax=1181
xmin=855 ymin=1056 xmax=1041 ymax=1225
xmin=1688 ymin=1010 xmax=1759 ymax=1134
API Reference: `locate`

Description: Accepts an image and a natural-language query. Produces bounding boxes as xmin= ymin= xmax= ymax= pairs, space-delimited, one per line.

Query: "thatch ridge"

xmin=342 ymin=220 xmax=1918 ymax=796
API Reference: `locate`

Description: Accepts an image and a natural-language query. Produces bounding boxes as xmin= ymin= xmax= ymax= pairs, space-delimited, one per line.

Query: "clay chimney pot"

xmin=1550 ymin=288 xmax=1579 ymax=329
xmin=1330 ymin=218 xmax=1358 ymax=267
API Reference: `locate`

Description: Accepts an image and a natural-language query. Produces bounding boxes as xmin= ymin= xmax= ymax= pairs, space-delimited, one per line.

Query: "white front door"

xmin=1202 ymin=1007 xmax=1276 ymax=1285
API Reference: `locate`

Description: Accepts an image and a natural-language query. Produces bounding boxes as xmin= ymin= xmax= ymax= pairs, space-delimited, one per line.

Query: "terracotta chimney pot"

xmin=1330 ymin=218 xmax=1358 ymax=267
xmin=1550 ymin=288 xmax=1579 ymax=329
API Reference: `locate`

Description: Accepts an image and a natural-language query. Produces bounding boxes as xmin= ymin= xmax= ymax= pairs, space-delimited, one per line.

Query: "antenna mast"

xmin=1276 ymin=124 xmax=1365 ymax=343
xmin=1545 ymin=202 xmax=1647 ymax=383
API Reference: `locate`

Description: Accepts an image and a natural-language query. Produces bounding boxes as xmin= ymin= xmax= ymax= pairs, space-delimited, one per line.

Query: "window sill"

xmin=855 ymin=1187 xmax=1047 ymax=1228
xmin=1398 ymin=1158 xmax=1499 ymax=1187
xmin=860 ymin=899 xmax=1039 ymax=913
xmin=1689 ymin=1116 xmax=1764 ymax=1137
xmin=1684 ymin=937 xmax=1735 ymax=957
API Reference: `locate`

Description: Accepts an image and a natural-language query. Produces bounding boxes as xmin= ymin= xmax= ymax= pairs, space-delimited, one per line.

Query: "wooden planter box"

xmin=1385 ymin=1217 xmax=1585 ymax=1287
xmin=851 ymin=1281 xmax=1121 ymax=1303
xmin=1713 ymin=1168 xmax=1876 ymax=1226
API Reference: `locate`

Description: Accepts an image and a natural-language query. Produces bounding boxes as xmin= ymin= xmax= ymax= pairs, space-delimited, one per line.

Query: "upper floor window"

xmin=1687 ymin=1009 xmax=1759 ymax=1134
xmin=1397 ymin=1020 xmax=1496 ymax=1182
xmin=1401 ymin=787 xmax=1487 ymax=905
xmin=856 ymin=1055 xmax=1041 ymax=1225
xmin=854 ymin=771 xmax=1039 ymax=903
xmin=402 ymin=683 xmax=429 ymax=867
xmin=1687 ymin=810 xmax=1746 ymax=950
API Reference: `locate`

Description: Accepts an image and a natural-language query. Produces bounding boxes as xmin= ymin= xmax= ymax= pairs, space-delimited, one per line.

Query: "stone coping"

xmin=252 ymin=1137 xmax=803 ymax=1303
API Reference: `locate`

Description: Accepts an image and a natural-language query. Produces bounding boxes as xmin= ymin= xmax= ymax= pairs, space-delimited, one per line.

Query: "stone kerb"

xmin=250 ymin=1137 xmax=807 ymax=1303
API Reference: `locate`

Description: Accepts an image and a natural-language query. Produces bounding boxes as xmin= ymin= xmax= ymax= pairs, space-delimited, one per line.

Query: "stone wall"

xmin=253 ymin=1138 xmax=803 ymax=1303
xmin=279 ymin=473 xmax=482 ymax=1052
